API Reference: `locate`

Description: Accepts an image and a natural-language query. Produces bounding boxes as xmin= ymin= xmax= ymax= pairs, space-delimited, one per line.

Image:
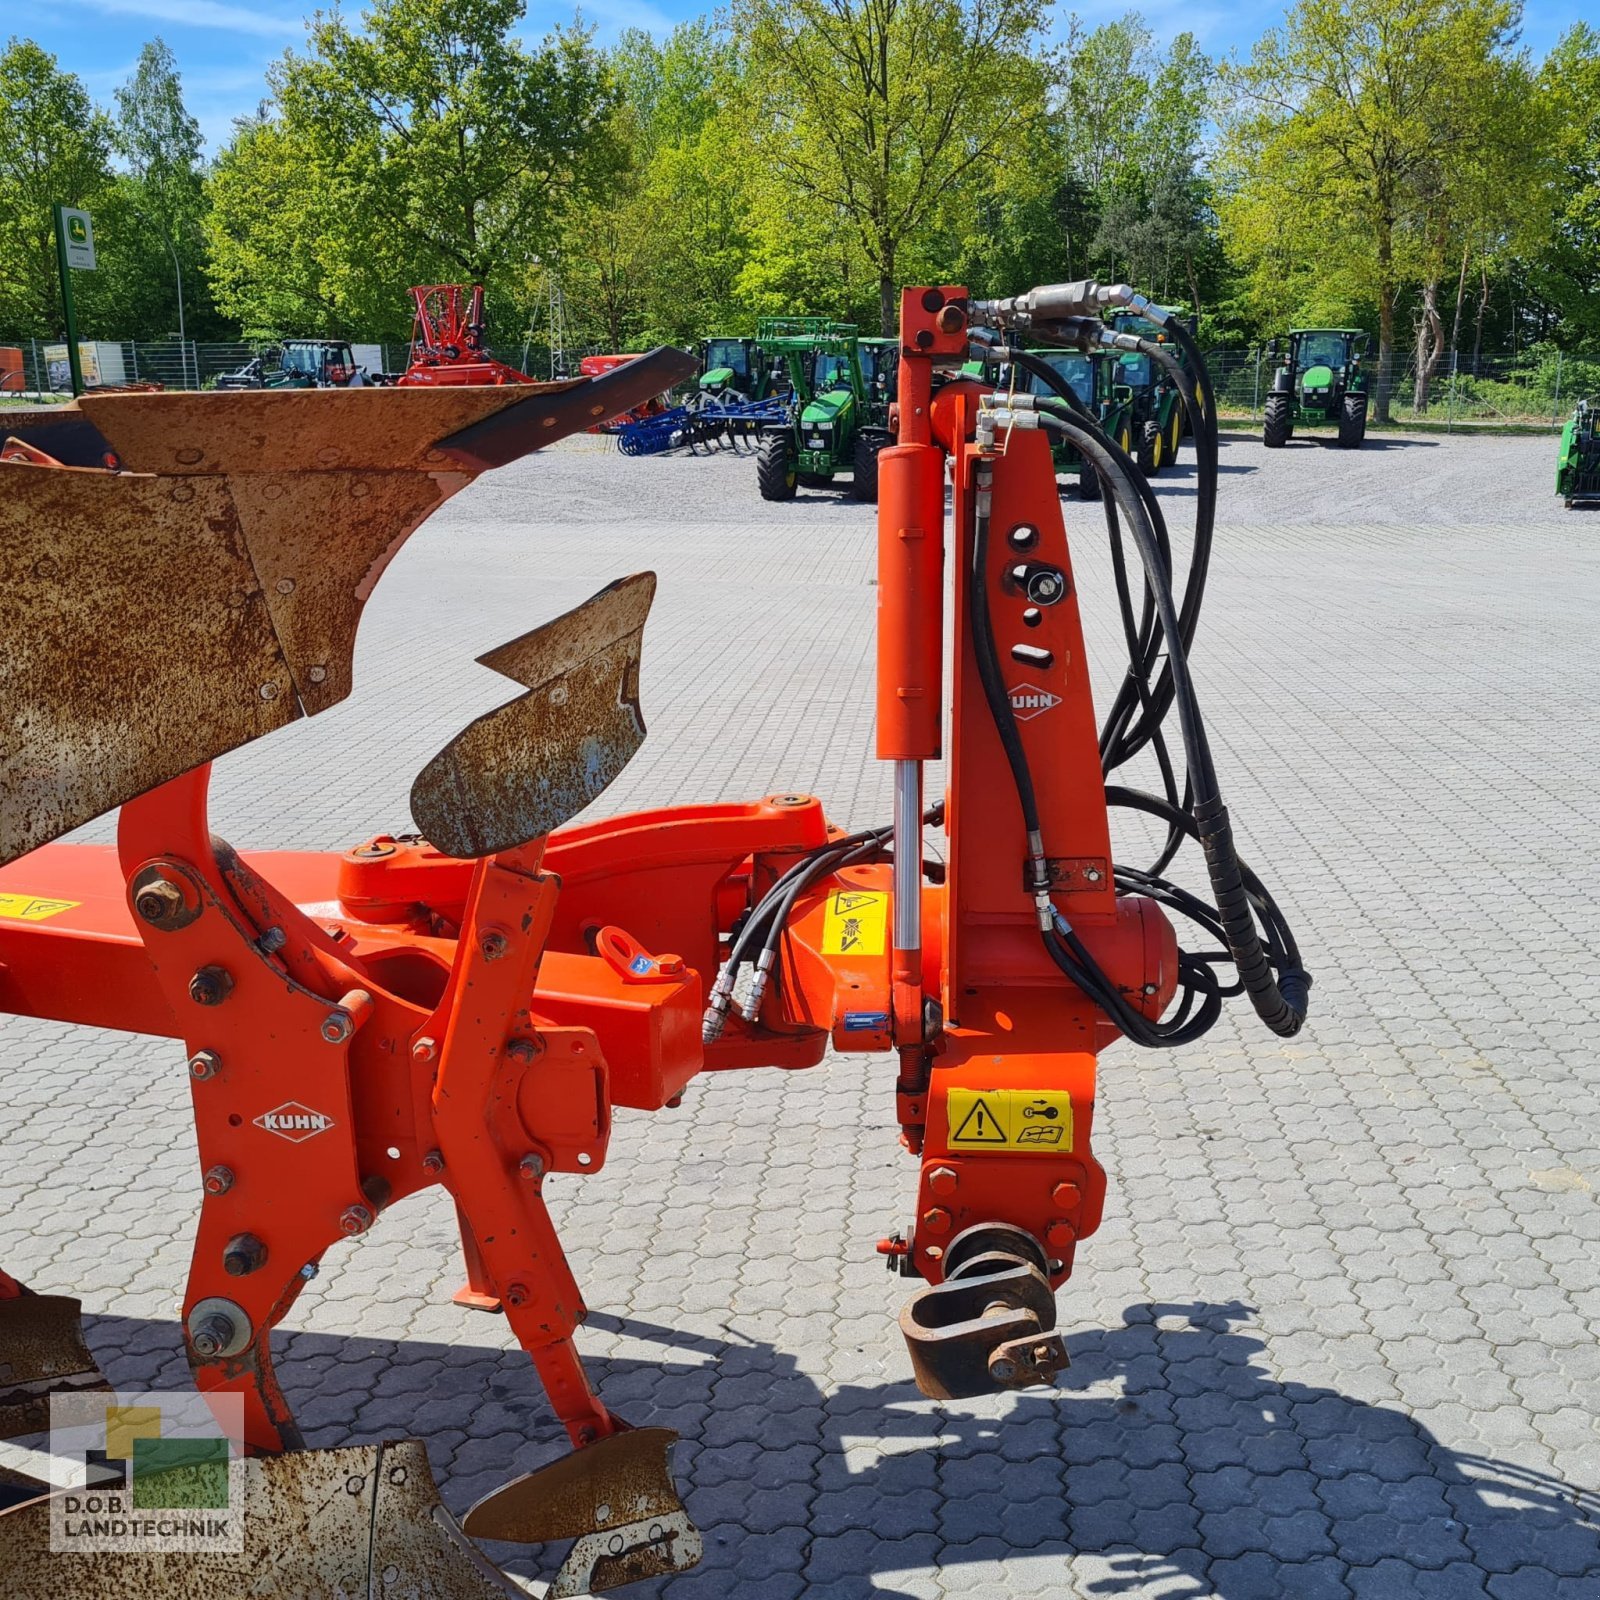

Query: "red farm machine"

xmin=396 ymin=284 xmax=534 ymax=387
xmin=0 ymin=283 xmax=1306 ymax=1596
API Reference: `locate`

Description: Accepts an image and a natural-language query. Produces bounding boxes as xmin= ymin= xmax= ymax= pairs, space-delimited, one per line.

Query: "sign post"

xmin=52 ymin=205 xmax=96 ymax=397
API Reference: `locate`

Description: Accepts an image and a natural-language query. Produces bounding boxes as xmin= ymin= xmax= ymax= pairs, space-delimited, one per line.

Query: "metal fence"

xmin=6 ymin=334 xmax=1595 ymax=428
xmin=1205 ymin=347 xmax=1599 ymax=429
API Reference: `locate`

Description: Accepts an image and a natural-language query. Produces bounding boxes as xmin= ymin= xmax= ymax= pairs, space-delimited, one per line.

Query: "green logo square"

xmin=129 ymin=1437 xmax=231 ymax=1509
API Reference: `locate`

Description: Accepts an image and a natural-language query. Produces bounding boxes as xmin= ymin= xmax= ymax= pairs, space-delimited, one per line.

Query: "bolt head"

xmin=1052 ymin=1181 xmax=1082 ymax=1210
xmin=518 ymin=1153 xmax=546 ymax=1181
xmin=926 ymin=1165 xmax=959 ymax=1197
xmin=190 ymin=1314 xmax=235 ymax=1360
xmin=411 ymin=1036 xmax=437 ymax=1062
xmin=202 ymin=1165 xmax=234 ymax=1196
xmin=134 ymin=877 xmax=185 ymax=926
xmin=480 ymin=931 xmax=510 ymax=962
xmin=504 ymin=1036 xmax=541 ymax=1065
xmin=188 ymin=966 xmax=233 ymax=1006
xmin=188 ymin=1050 xmax=221 ymax=1081
xmin=339 ymin=1204 xmax=374 ymax=1237
xmin=505 ymin=1283 xmax=529 ymax=1308
xmin=1046 ymin=1220 xmax=1076 ymax=1250
xmin=321 ymin=1010 xmax=355 ymax=1045
xmin=921 ymin=1206 xmax=952 ymax=1235
xmin=989 ymin=1356 xmax=1018 ymax=1383
xmin=421 ymin=1150 xmax=444 ymax=1176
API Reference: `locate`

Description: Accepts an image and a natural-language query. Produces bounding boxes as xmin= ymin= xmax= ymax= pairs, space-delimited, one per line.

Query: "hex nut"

xmin=339 ymin=1205 xmax=374 ymax=1237
xmin=203 ymin=1165 xmax=234 ymax=1196
xmin=188 ymin=1050 xmax=222 ymax=1081
xmin=189 ymin=966 xmax=234 ymax=1006
xmin=134 ymin=877 xmax=185 ymax=927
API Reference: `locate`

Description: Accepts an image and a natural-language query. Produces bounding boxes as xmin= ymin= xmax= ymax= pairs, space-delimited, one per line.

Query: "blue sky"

xmin=14 ymin=0 xmax=1583 ymax=156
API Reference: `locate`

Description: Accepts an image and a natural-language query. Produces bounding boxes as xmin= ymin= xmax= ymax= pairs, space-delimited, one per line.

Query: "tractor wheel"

xmin=1166 ymin=407 xmax=1183 ymax=463
xmin=1338 ymin=393 xmax=1368 ymax=448
xmin=1078 ymin=467 xmax=1102 ymax=501
xmin=1117 ymin=421 xmax=1133 ymax=456
xmin=852 ymin=434 xmax=884 ymax=502
xmin=757 ymin=433 xmax=798 ymax=501
xmin=1263 ymin=394 xmax=1293 ymax=448
xmin=1137 ymin=419 xmax=1164 ymax=476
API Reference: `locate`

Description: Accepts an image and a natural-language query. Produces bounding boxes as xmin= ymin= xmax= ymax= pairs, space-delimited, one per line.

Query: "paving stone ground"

xmin=3 ymin=429 xmax=1598 ymax=1597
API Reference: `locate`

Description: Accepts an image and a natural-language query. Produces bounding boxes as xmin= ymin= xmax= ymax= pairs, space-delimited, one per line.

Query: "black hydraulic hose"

xmin=1037 ymin=408 xmax=1308 ymax=1038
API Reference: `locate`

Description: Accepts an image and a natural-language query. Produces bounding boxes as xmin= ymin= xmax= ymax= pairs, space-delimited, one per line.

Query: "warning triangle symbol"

xmin=833 ymin=891 xmax=877 ymax=913
xmin=951 ymin=1096 xmax=1007 ymax=1143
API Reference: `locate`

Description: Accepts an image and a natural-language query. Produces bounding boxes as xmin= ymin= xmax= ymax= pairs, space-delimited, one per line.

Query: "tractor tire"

xmin=1078 ymin=467 xmax=1102 ymax=501
xmin=1166 ymin=407 xmax=1183 ymax=463
xmin=1263 ymin=394 xmax=1293 ymax=448
xmin=852 ymin=434 xmax=884 ymax=502
xmin=1137 ymin=419 xmax=1164 ymax=476
xmin=757 ymin=432 xmax=798 ymax=501
xmin=1338 ymin=393 xmax=1368 ymax=448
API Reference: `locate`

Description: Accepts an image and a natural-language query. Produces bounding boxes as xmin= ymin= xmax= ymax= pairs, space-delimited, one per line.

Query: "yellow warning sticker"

xmin=0 ymin=892 xmax=80 ymax=922
xmin=821 ymin=889 xmax=887 ymax=956
xmin=946 ymin=1088 xmax=1074 ymax=1153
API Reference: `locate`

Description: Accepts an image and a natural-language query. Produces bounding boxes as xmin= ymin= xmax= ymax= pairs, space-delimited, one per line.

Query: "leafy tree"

xmin=1221 ymin=0 xmax=1533 ymax=419
xmin=733 ymin=0 xmax=1053 ymax=333
xmin=0 ymin=39 xmax=114 ymax=336
xmin=207 ymin=0 xmax=618 ymax=341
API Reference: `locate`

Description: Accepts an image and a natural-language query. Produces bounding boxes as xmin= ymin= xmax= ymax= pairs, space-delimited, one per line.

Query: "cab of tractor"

xmin=1264 ymin=327 xmax=1369 ymax=449
xmin=279 ymin=339 xmax=361 ymax=387
xmin=1107 ymin=307 xmax=1196 ymax=475
xmin=1558 ymin=398 xmax=1600 ymax=507
xmin=697 ymin=335 xmax=769 ymax=403
xmin=753 ymin=317 xmax=890 ymax=504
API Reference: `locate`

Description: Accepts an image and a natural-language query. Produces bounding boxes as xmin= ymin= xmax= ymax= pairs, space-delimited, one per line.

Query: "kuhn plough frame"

xmin=0 ymin=288 xmax=1307 ymax=1596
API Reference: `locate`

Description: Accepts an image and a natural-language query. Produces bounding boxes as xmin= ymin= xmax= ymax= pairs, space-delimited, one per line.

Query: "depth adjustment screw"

xmin=189 ymin=966 xmax=234 ymax=1006
xmin=134 ymin=876 xmax=184 ymax=927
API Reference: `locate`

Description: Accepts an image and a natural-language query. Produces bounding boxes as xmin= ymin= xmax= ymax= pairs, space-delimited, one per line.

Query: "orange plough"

xmin=0 ymin=286 xmax=1306 ymax=1595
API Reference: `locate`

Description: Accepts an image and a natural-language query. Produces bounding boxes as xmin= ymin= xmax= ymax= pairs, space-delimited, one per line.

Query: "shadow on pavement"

xmin=65 ymin=1300 xmax=1600 ymax=1598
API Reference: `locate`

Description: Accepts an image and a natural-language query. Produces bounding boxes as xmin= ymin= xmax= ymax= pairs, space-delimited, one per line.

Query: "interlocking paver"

xmin=3 ymin=432 xmax=1597 ymax=1596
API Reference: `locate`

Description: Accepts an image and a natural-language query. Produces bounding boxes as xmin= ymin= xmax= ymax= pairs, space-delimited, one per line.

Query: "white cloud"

xmin=68 ymin=0 xmax=305 ymax=40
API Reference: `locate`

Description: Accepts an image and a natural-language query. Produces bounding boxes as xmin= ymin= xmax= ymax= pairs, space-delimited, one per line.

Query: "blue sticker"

xmin=843 ymin=1011 xmax=890 ymax=1032
xmin=629 ymin=955 xmax=654 ymax=974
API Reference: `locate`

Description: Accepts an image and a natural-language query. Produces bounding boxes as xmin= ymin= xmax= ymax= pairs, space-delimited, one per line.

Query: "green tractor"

xmin=1263 ymin=329 xmax=1369 ymax=448
xmin=1557 ymin=399 xmax=1600 ymax=508
xmin=1013 ymin=346 xmax=1135 ymax=499
xmin=754 ymin=318 xmax=891 ymax=502
xmin=1107 ymin=308 xmax=1196 ymax=474
xmin=695 ymin=336 xmax=779 ymax=405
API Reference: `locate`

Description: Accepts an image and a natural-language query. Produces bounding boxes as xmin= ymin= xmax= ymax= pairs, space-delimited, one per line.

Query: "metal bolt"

xmin=505 ymin=1036 xmax=541 ymax=1065
xmin=421 ymin=1150 xmax=444 ymax=1176
xmin=921 ymin=1207 xmax=953 ymax=1235
xmin=299 ymin=1263 xmax=318 ymax=1281
xmin=505 ymin=1283 xmax=529 ymax=1308
xmin=202 ymin=1165 xmax=234 ymax=1196
xmin=1046 ymin=1220 xmax=1076 ymax=1250
xmin=188 ymin=966 xmax=233 ymax=1006
xmin=321 ymin=1009 xmax=356 ymax=1045
xmin=519 ymin=1153 xmax=546 ymax=1181
xmin=188 ymin=1049 xmax=221 ymax=1081
xmin=1052 ymin=1181 xmax=1082 ymax=1210
xmin=223 ymin=1233 xmax=267 ymax=1276
xmin=259 ymin=681 xmax=280 ymax=700
xmin=1142 ymin=982 xmax=1159 ymax=996
xmin=256 ymin=925 xmax=287 ymax=955
xmin=480 ymin=931 xmax=509 ymax=962
xmin=190 ymin=1313 xmax=236 ymax=1360
xmin=926 ymin=1165 xmax=959 ymax=1197
xmin=308 ymin=665 xmax=327 ymax=684
xmin=936 ymin=303 xmax=967 ymax=335
xmin=134 ymin=876 xmax=185 ymax=926
xmin=339 ymin=1205 xmax=374 ymax=1237
xmin=275 ymin=577 xmax=296 ymax=596
xmin=989 ymin=1356 xmax=1018 ymax=1383
xmin=411 ymin=1036 xmax=437 ymax=1062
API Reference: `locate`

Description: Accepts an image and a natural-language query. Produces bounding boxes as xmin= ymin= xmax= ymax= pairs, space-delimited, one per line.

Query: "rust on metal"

xmin=410 ymin=573 xmax=657 ymax=859
xmin=0 ymin=1439 xmax=525 ymax=1598
xmin=0 ymin=1293 xmax=111 ymax=1439
xmin=0 ymin=460 xmax=296 ymax=867
xmin=462 ymin=1426 xmax=701 ymax=1595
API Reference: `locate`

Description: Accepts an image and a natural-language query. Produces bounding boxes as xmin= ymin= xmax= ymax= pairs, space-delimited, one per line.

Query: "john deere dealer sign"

xmin=60 ymin=208 xmax=96 ymax=270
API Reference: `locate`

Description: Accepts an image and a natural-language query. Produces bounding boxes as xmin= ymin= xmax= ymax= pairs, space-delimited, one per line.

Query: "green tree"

xmin=0 ymin=39 xmax=114 ymax=336
xmin=1221 ymin=0 xmax=1532 ymax=419
xmin=207 ymin=0 xmax=617 ymax=341
xmin=733 ymin=0 xmax=1053 ymax=333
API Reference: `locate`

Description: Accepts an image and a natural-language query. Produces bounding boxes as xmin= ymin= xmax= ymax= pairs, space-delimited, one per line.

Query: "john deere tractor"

xmin=755 ymin=318 xmax=890 ymax=502
xmin=695 ymin=336 xmax=779 ymax=405
xmin=1013 ymin=347 xmax=1135 ymax=499
xmin=1557 ymin=399 xmax=1600 ymax=507
xmin=1108 ymin=307 xmax=1196 ymax=473
xmin=1263 ymin=329 xmax=1369 ymax=448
